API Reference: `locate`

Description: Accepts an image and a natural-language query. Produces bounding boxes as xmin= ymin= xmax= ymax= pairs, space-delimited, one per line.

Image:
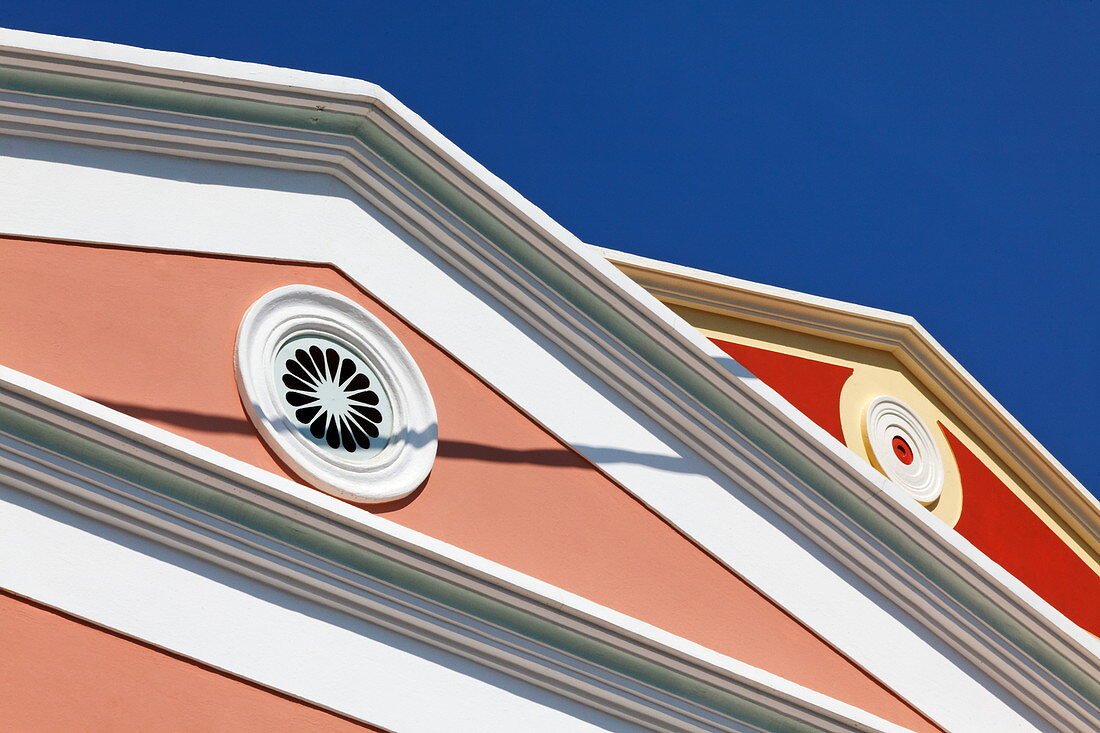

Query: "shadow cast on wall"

xmin=89 ymin=397 xmax=703 ymax=474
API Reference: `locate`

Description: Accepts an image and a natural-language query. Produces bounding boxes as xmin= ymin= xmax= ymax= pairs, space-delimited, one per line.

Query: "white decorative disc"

xmin=864 ymin=396 xmax=944 ymax=504
xmin=235 ymin=285 xmax=437 ymax=502
xmin=274 ymin=335 xmax=395 ymax=460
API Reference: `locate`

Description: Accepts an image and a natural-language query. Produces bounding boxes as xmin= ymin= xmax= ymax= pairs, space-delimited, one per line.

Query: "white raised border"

xmin=603 ymin=245 xmax=1100 ymax=553
xmin=865 ymin=397 xmax=944 ymax=504
xmin=0 ymin=364 xmax=912 ymax=733
xmin=0 ymin=27 xmax=1097 ymax=731
xmin=235 ymin=285 xmax=437 ymax=502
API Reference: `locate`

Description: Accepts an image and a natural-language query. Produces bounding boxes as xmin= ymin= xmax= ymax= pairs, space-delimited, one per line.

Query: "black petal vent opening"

xmin=281 ymin=345 xmax=384 ymax=453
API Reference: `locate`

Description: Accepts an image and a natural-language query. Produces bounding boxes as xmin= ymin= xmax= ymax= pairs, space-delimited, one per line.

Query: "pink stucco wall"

xmin=0 ymin=237 xmax=937 ymax=731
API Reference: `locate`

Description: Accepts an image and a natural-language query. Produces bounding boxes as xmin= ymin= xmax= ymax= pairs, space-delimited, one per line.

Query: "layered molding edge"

xmin=601 ymin=247 xmax=1100 ymax=557
xmin=0 ymin=367 xmax=908 ymax=733
xmin=0 ymin=28 xmax=1097 ymax=731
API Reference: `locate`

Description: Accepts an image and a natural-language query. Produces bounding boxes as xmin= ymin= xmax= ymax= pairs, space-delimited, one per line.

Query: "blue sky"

xmin=6 ymin=3 xmax=1098 ymax=492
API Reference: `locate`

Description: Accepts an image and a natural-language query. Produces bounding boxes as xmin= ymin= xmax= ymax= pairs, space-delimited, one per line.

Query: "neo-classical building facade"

xmin=0 ymin=29 xmax=1097 ymax=733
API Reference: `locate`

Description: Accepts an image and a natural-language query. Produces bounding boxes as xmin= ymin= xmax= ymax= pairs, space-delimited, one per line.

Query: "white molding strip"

xmin=0 ymin=366 xmax=911 ymax=733
xmin=600 ymin=246 xmax=1100 ymax=554
xmin=0 ymin=28 xmax=1096 ymax=731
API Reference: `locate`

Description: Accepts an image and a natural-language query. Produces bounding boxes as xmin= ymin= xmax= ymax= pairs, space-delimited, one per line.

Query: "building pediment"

xmin=0 ymin=27 xmax=1097 ymax=732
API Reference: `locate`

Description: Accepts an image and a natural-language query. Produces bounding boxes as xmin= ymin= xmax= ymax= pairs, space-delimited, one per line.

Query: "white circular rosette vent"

xmin=236 ymin=285 xmax=437 ymax=503
xmin=864 ymin=396 xmax=944 ymax=504
xmin=276 ymin=336 xmax=395 ymax=458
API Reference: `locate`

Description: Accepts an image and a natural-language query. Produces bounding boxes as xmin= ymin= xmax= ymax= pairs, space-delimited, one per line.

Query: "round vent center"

xmin=275 ymin=335 xmax=395 ymax=461
xmin=864 ymin=396 xmax=944 ymax=504
xmin=237 ymin=284 xmax=437 ymax=502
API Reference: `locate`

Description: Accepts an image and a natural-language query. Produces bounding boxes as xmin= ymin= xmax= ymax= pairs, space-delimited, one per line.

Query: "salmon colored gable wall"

xmin=0 ymin=590 xmax=384 ymax=732
xmin=0 ymin=237 xmax=936 ymax=731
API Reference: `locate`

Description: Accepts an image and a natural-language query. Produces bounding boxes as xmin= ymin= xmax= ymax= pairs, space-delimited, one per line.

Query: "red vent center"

xmin=891 ymin=435 xmax=914 ymax=465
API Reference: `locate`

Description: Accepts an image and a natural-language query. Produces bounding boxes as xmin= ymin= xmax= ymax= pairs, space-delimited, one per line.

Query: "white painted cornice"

xmin=600 ymin=246 xmax=1100 ymax=554
xmin=0 ymin=366 xmax=910 ymax=733
xmin=0 ymin=28 xmax=1097 ymax=731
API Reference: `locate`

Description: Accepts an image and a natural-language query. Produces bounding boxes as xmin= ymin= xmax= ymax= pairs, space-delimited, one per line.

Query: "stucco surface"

xmin=0 ymin=590 xmax=384 ymax=732
xmin=0 ymin=237 xmax=936 ymax=730
xmin=692 ymin=319 xmax=1098 ymax=636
